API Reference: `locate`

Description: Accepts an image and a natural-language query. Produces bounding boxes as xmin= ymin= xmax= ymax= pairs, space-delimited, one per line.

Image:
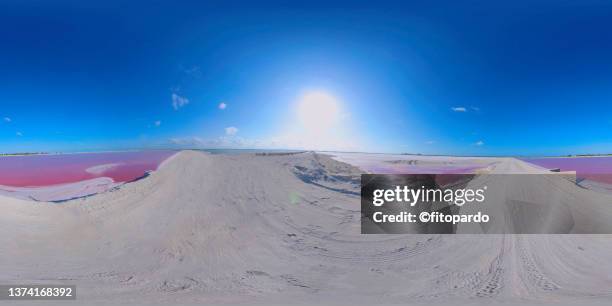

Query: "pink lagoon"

xmin=0 ymin=150 xmax=176 ymax=201
xmin=522 ymin=156 xmax=612 ymax=184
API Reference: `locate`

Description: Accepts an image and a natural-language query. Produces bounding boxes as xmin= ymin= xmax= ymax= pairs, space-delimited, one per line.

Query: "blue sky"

xmin=1 ymin=1 xmax=612 ymax=156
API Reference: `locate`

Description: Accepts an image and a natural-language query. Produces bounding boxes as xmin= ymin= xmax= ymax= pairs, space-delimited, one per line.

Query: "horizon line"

xmin=1 ymin=147 xmax=612 ymax=159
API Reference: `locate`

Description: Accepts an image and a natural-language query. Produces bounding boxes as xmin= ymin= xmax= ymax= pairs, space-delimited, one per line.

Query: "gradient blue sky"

xmin=1 ymin=1 xmax=612 ymax=156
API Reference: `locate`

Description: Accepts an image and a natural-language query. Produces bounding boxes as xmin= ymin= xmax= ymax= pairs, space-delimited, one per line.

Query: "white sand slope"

xmin=458 ymin=158 xmax=612 ymax=234
xmin=1 ymin=151 xmax=612 ymax=305
xmin=0 ymin=177 xmax=121 ymax=202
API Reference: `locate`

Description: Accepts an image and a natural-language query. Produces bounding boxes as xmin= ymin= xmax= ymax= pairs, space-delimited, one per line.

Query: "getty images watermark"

xmin=361 ymin=173 xmax=606 ymax=234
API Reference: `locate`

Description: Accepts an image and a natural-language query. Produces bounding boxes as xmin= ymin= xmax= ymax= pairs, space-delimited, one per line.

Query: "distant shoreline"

xmin=1 ymin=148 xmax=612 ymax=158
xmin=0 ymin=152 xmax=48 ymax=156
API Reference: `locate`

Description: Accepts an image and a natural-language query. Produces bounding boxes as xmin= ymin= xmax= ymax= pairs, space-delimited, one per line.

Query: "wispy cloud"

xmin=470 ymin=106 xmax=480 ymax=111
xmin=474 ymin=140 xmax=484 ymax=146
xmin=172 ymin=93 xmax=189 ymax=110
xmin=425 ymin=140 xmax=436 ymax=145
xmin=168 ymin=135 xmax=251 ymax=148
xmin=16 ymin=131 xmax=23 ymax=137
xmin=169 ymin=136 xmax=206 ymax=146
xmin=218 ymin=102 xmax=227 ymax=110
xmin=154 ymin=120 xmax=161 ymax=127
xmin=167 ymin=133 xmax=359 ymax=151
xmin=182 ymin=65 xmax=202 ymax=78
xmin=225 ymin=126 xmax=238 ymax=136
xmin=3 ymin=117 xmax=11 ymax=123
xmin=451 ymin=107 xmax=467 ymax=112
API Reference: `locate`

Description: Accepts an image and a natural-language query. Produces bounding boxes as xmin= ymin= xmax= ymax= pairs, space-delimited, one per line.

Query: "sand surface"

xmin=0 ymin=177 xmax=121 ymax=202
xmin=1 ymin=151 xmax=612 ymax=305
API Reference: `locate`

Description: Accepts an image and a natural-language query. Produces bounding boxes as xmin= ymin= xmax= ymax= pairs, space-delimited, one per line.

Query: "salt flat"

xmin=1 ymin=150 xmax=611 ymax=305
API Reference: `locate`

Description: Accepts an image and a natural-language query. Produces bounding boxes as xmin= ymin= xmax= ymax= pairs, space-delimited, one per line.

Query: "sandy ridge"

xmin=1 ymin=151 xmax=611 ymax=305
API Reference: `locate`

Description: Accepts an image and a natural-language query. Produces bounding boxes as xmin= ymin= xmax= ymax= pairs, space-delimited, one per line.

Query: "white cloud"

xmin=166 ymin=133 xmax=361 ymax=151
xmin=183 ymin=65 xmax=201 ymax=78
xmin=451 ymin=107 xmax=467 ymax=112
xmin=154 ymin=120 xmax=161 ymax=127
xmin=167 ymin=135 xmax=252 ymax=149
xmin=165 ymin=90 xmax=362 ymax=152
xmin=16 ymin=131 xmax=22 ymax=137
xmin=425 ymin=140 xmax=435 ymax=145
xmin=172 ymin=93 xmax=189 ymax=110
xmin=475 ymin=140 xmax=484 ymax=146
xmin=3 ymin=117 xmax=11 ymax=123
xmin=209 ymin=136 xmax=252 ymax=147
xmin=169 ymin=136 xmax=206 ymax=146
xmin=225 ymin=126 xmax=238 ymax=136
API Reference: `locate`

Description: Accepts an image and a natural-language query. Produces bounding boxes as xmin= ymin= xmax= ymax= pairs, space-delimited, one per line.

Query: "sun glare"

xmin=297 ymin=91 xmax=340 ymax=133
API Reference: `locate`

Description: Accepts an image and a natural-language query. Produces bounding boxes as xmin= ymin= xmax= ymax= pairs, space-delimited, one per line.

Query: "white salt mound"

xmin=1 ymin=151 xmax=611 ymax=305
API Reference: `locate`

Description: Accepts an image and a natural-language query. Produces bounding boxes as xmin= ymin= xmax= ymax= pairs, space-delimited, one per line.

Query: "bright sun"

xmin=297 ymin=91 xmax=340 ymax=133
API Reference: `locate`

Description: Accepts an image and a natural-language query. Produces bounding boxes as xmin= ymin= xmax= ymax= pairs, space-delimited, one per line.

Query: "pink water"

xmin=0 ymin=151 xmax=176 ymax=187
xmin=522 ymin=157 xmax=612 ymax=184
